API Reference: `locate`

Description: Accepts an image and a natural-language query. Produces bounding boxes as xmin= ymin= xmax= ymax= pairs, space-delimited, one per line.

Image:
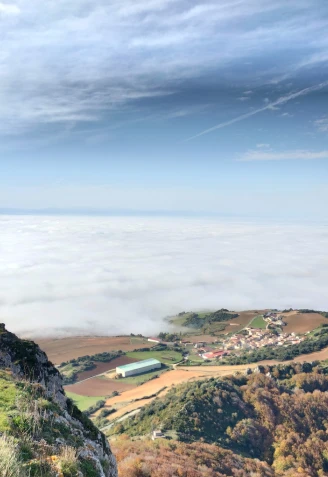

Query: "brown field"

xmin=74 ymin=356 xmax=138 ymax=382
xmin=65 ymin=377 xmax=136 ymax=396
xmin=215 ymin=310 xmax=265 ymax=334
xmin=282 ymin=311 xmax=327 ymax=334
xmin=35 ymin=336 xmax=154 ymax=364
xmin=104 ymin=369 xmax=210 ymax=406
xmin=293 ymin=347 xmax=328 ymax=362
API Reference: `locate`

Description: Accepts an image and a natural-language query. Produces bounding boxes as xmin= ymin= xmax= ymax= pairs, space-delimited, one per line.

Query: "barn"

xmin=116 ymin=358 xmax=161 ymax=377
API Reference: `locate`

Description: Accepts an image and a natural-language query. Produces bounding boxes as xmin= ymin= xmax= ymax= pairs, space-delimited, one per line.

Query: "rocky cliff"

xmin=0 ymin=323 xmax=117 ymax=477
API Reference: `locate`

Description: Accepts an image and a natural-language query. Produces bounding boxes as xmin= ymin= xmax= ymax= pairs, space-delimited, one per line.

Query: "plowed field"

xmin=36 ymin=336 xmax=153 ymax=364
xmin=65 ymin=377 xmax=136 ymax=396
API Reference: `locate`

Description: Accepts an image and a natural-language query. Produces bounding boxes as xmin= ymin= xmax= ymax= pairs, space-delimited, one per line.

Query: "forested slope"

xmin=111 ymin=362 xmax=328 ymax=476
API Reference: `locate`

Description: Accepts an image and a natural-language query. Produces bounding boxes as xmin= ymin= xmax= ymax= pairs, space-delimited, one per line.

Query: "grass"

xmin=0 ymin=435 xmax=24 ymax=477
xmin=117 ymin=366 xmax=168 ymax=385
xmin=58 ymin=446 xmax=79 ymax=476
xmin=0 ymin=372 xmax=18 ymax=432
xmin=187 ymin=354 xmax=205 ymax=363
xmin=65 ymin=391 xmax=105 ymax=411
xmin=125 ymin=350 xmax=182 ymax=365
xmin=248 ymin=315 xmax=267 ymax=329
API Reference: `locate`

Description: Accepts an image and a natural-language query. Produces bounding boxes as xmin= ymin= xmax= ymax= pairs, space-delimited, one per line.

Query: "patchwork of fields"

xmin=37 ymin=308 xmax=328 ymax=427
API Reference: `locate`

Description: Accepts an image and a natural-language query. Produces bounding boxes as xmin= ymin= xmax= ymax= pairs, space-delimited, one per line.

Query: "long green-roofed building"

xmin=116 ymin=358 xmax=161 ymax=377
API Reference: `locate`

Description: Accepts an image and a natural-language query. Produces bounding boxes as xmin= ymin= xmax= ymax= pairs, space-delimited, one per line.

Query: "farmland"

xmin=65 ymin=376 xmax=136 ymax=396
xmin=248 ymin=315 xmax=267 ymax=329
xmin=125 ymin=349 xmax=182 ymax=364
xmin=65 ymin=391 xmax=105 ymax=411
xmin=36 ymin=308 xmax=328 ymax=430
xmin=282 ymin=310 xmax=328 ymax=333
xmin=60 ymin=356 xmax=138 ymax=384
xmin=35 ymin=335 xmax=153 ymax=364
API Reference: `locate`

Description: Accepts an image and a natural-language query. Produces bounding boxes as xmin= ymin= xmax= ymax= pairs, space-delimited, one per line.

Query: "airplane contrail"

xmin=186 ymin=80 xmax=328 ymax=141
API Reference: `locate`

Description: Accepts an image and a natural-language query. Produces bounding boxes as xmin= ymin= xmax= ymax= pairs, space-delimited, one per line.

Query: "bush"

xmin=80 ymin=459 xmax=99 ymax=477
xmin=59 ymin=446 xmax=79 ymax=476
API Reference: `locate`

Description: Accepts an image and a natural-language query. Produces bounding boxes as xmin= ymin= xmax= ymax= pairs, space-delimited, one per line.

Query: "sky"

xmin=1 ymin=0 xmax=328 ymax=219
xmin=2 ymin=216 xmax=328 ymax=337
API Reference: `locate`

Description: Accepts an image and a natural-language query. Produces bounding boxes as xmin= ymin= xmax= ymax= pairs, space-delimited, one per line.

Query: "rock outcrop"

xmin=0 ymin=323 xmax=117 ymax=477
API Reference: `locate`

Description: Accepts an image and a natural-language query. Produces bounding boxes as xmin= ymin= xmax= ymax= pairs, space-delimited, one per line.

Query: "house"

xmin=181 ymin=340 xmax=193 ymax=347
xmin=203 ymin=350 xmax=228 ymax=360
xmin=152 ymin=430 xmax=165 ymax=440
xmin=194 ymin=342 xmax=206 ymax=348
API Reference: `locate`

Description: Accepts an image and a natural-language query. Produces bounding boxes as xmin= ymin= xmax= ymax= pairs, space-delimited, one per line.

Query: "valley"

xmin=34 ymin=307 xmax=328 ymax=436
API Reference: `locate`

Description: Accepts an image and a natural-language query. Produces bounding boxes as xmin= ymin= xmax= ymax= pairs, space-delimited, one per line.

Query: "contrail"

xmin=186 ymin=81 xmax=328 ymax=141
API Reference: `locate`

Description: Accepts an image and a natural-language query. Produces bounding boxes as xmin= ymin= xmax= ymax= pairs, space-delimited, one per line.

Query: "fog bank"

xmin=1 ymin=215 xmax=327 ymax=337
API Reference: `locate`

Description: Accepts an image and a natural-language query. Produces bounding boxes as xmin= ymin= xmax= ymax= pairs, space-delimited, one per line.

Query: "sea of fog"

xmin=1 ymin=215 xmax=328 ymax=337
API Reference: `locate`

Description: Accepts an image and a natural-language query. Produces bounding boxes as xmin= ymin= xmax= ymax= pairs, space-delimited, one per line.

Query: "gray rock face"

xmin=0 ymin=323 xmax=118 ymax=477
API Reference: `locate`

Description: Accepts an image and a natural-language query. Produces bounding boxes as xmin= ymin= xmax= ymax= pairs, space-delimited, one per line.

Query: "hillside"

xmin=110 ymin=361 xmax=328 ymax=476
xmin=0 ymin=324 xmax=117 ymax=477
xmin=111 ymin=436 xmax=274 ymax=477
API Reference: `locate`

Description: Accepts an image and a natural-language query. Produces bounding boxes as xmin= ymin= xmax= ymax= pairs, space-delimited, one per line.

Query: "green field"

xmin=125 ymin=349 xmax=182 ymax=364
xmin=248 ymin=315 xmax=267 ymax=329
xmin=65 ymin=391 xmax=105 ymax=411
xmin=187 ymin=353 xmax=205 ymax=363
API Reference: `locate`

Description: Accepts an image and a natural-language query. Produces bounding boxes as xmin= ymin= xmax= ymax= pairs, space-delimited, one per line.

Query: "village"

xmin=178 ymin=311 xmax=305 ymax=361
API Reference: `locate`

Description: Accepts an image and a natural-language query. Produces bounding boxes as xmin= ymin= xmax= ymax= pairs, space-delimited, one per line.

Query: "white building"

xmin=116 ymin=358 xmax=161 ymax=378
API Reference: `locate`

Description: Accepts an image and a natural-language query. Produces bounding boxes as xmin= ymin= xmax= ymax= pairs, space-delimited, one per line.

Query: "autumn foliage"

xmin=110 ymin=362 xmax=328 ymax=476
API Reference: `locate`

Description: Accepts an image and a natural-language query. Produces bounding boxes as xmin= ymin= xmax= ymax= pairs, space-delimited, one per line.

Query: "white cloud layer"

xmin=1 ymin=216 xmax=328 ymax=338
xmin=238 ymin=149 xmax=328 ymax=161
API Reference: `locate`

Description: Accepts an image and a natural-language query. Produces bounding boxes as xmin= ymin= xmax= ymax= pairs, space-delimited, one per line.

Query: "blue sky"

xmin=1 ymin=0 xmax=328 ymax=219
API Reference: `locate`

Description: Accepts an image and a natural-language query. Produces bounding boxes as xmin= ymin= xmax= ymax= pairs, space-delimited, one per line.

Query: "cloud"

xmin=238 ymin=149 xmax=328 ymax=161
xmin=1 ymin=215 xmax=328 ymax=338
xmin=186 ymin=81 xmax=328 ymax=140
xmin=0 ymin=0 xmax=328 ymax=137
xmin=0 ymin=2 xmax=20 ymax=14
xmin=314 ymin=117 xmax=328 ymax=132
xmin=256 ymin=143 xmax=270 ymax=148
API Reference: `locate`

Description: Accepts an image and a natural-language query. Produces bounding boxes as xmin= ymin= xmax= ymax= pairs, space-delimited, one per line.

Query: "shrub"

xmin=59 ymin=446 xmax=79 ymax=476
xmin=80 ymin=459 xmax=99 ymax=477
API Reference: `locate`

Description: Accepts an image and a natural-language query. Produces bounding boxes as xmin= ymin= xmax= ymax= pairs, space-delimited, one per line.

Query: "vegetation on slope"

xmin=111 ymin=435 xmax=274 ymax=477
xmin=298 ymin=309 xmax=328 ymax=318
xmin=0 ymin=371 xmax=109 ymax=476
xmin=111 ymin=362 xmax=328 ymax=476
xmin=0 ymin=324 xmax=117 ymax=477
xmin=176 ymin=309 xmax=239 ymax=329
